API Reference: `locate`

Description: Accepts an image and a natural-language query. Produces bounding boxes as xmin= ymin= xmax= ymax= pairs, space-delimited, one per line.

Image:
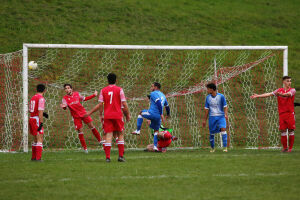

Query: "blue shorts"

xmin=208 ymin=116 xmax=226 ymax=134
xmin=141 ymin=109 xmax=161 ymax=130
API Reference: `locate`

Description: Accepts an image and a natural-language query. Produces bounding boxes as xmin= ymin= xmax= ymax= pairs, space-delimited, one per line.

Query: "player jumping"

xmin=86 ymin=73 xmax=130 ymax=162
xmin=131 ymin=82 xmax=170 ymax=151
xmin=251 ymin=76 xmax=296 ymax=152
xmin=202 ymin=83 xmax=228 ymax=152
xmin=29 ymin=84 xmax=48 ymax=161
xmin=60 ymin=84 xmax=101 ymax=153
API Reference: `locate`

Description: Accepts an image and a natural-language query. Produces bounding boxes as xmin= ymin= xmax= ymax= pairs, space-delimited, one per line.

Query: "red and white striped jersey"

xmin=98 ymin=85 xmax=126 ymax=119
xmin=62 ymin=92 xmax=87 ymax=118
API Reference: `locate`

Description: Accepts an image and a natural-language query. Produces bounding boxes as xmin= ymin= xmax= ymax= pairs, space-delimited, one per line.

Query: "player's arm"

xmin=37 ymin=98 xmax=45 ymax=131
xmin=202 ymin=97 xmax=209 ymax=127
xmin=164 ymin=99 xmax=170 ymax=118
xmin=86 ymin=103 xmax=101 ymax=116
xmin=60 ymin=98 xmax=68 ymax=110
xmin=122 ymin=101 xmax=130 ymax=122
xmin=83 ymin=91 xmax=98 ymax=101
xmin=202 ymin=108 xmax=209 ymax=127
xmin=224 ymin=106 xmax=228 ymax=121
xmin=250 ymin=92 xmax=273 ymax=99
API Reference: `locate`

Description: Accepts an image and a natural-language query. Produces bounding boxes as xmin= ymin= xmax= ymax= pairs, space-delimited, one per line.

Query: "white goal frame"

xmin=22 ymin=44 xmax=288 ymax=152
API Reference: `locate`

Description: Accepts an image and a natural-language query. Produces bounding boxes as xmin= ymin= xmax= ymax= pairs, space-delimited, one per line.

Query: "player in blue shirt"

xmin=131 ymin=82 xmax=170 ymax=151
xmin=202 ymin=83 xmax=228 ymax=152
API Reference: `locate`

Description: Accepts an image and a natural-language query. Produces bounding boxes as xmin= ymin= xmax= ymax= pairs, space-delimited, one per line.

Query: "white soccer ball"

xmin=28 ymin=61 xmax=38 ymax=70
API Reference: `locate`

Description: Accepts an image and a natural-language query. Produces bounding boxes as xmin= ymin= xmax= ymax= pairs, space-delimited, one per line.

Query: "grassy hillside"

xmin=1 ymin=0 xmax=299 ymax=86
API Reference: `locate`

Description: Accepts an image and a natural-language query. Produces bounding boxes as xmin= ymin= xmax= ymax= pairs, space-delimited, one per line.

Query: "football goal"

xmin=0 ymin=44 xmax=288 ymax=152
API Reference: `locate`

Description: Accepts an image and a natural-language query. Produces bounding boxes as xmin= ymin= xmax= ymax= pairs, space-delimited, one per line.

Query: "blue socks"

xmin=136 ymin=115 xmax=143 ymax=131
xmin=209 ymin=134 xmax=215 ymax=149
xmin=153 ymin=132 xmax=158 ymax=147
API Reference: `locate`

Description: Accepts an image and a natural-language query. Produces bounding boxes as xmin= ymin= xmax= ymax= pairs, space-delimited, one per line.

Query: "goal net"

xmin=0 ymin=44 xmax=287 ymax=152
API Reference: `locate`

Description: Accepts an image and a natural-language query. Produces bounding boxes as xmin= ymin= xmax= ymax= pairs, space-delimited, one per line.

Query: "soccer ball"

xmin=28 ymin=61 xmax=38 ymax=70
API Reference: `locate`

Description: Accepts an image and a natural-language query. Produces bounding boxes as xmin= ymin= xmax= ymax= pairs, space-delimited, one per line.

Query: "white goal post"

xmin=18 ymin=44 xmax=286 ymax=152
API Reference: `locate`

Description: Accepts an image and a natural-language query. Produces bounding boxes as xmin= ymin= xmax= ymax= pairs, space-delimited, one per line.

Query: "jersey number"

xmin=30 ymin=101 xmax=35 ymax=112
xmin=108 ymin=92 xmax=113 ymax=104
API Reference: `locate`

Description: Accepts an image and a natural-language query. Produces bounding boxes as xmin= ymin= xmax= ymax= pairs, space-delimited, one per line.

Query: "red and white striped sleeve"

xmin=38 ymin=97 xmax=45 ymax=111
xmin=289 ymin=88 xmax=296 ymax=96
xmin=272 ymin=89 xmax=279 ymax=96
xmin=98 ymin=89 xmax=104 ymax=102
xmin=120 ymin=88 xmax=126 ymax=102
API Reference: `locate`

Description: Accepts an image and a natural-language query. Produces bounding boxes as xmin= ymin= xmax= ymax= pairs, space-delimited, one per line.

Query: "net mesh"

xmin=0 ymin=47 xmax=284 ymax=151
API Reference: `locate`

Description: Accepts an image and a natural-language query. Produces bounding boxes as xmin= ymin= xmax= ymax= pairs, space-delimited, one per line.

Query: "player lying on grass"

xmin=60 ymin=84 xmax=102 ymax=153
xmin=202 ymin=83 xmax=228 ymax=153
xmin=29 ymin=84 xmax=48 ymax=161
xmin=131 ymin=82 xmax=170 ymax=151
xmin=145 ymin=126 xmax=177 ymax=153
xmin=251 ymin=76 xmax=296 ymax=152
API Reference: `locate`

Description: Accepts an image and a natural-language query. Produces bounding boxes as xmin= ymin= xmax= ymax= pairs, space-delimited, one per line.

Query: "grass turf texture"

xmin=1 ymin=149 xmax=300 ymax=200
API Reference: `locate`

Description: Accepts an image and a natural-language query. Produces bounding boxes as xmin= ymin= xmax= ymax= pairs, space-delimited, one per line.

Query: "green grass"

xmin=1 ymin=149 xmax=300 ymax=200
xmin=0 ymin=0 xmax=299 ymax=89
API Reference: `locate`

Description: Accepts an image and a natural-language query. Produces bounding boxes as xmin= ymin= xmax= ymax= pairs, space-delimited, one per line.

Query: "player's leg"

xmin=35 ymin=132 xmax=44 ymax=161
xmin=219 ymin=116 xmax=228 ymax=152
xmin=279 ymin=114 xmax=288 ymax=152
xmin=86 ymin=119 xmax=101 ymax=144
xmin=149 ymin=116 xmax=161 ymax=151
xmin=116 ymin=131 xmax=125 ymax=162
xmin=104 ymin=132 xmax=113 ymax=162
xmin=29 ymin=118 xmax=38 ymax=160
xmin=131 ymin=110 xmax=148 ymax=135
xmin=287 ymin=113 xmax=296 ymax=152
xmin=288 ymin=129 xmax=295 ymax=152
xmin=101 ymin=133 xmax=106 ymax=150
xmin=74 ymin=118 xmax=88 ymax=153
xmin=208 ymin=117 xmax=218 ymax=152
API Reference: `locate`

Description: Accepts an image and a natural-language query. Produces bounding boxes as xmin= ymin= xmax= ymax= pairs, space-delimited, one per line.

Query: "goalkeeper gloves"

xmin=43 ymin=112 xmax=49 ymax=119
xmin=37 ymin=123 xmax=43 ymax=132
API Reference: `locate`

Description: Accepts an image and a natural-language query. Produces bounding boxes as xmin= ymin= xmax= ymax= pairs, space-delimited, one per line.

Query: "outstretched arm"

xmin=250 ymin=92 xmax=273 ymax=99
xmin=85 ymin=103 xmax=101 ymax=117
xmin=83 ymin=91 xmax=98 ymax=101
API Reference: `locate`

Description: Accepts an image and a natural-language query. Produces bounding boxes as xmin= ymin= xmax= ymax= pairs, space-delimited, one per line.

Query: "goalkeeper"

xmin=145 ymin=125 xmax=178 ymax=153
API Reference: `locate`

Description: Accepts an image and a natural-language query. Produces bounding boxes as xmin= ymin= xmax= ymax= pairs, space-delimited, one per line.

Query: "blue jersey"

xmin=205 ymin=93 xmax=227 ymax=117
xmin=149 ymin=90 xmax=168 ymax=115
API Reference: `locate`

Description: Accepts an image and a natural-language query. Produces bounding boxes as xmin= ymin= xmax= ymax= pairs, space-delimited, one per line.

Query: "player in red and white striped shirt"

xmin=251 ymin=76 xmax=296 ymax=152
xmin=86 ymin=73 xmax=130 ymax=162
xmin=29 ymin=84 xmax=48 ymax=161
xmin=60 ymin=84 xmax=102 ymax=153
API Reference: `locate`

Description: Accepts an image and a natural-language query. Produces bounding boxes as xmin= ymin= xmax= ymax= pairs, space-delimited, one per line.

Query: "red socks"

xmin=289 ymin=132 xmax=295 ymax=150
xmin=118 ymin=140 xmax=125 ymax=157
xmin=104 ymin=143 xmax=111 ymax=159
xmin=281 ymin=133 xmax=288 ymax=150
xmin=36 ymin=143 xmax=43 ymax=160
xmin=91 ymin=128 xmax=101 ymax=143
xmin=78 ymin=133 xmax=87 ymax=150
xmin=31 ymin=143 xmax=36 ymax=160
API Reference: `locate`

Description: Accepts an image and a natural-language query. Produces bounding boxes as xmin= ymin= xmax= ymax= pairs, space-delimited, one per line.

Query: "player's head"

xmin=151 ymin=82 xmax=161 ymax=91
xmin=37 ymin=84 xmax=46 ymax=93
xmin=206 ymin=83 xmax=217 ymax=94
xmin=63 ymin=84 xmax=73 ymax=95
xmin=282 ymin=76 xmax=292 ymax=88
xmin=107 ymin=73 xmax=117 ymax=84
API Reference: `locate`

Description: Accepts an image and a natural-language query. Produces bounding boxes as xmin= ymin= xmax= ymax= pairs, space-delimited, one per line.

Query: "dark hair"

xmin=63 ymin=84 xmax=72 ymax=89
xmin=282 ymin=76 xmax=291 ymax=81
xmin=107 ymin=73 xmax=117 ymax=84
xmin=153 ymin=82 xmax=161 ymax=89
xmin=37 ymin=84 xmax=46 ymax=93
xmin=206 ymin=83 xmax=217 ymax=91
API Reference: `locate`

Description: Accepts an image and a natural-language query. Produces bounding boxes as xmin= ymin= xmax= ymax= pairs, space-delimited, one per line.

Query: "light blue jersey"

xmin=204 ymin=93 xmax=227 ymax=117
xmin=149 ymin=90 xmax=168 ymax=116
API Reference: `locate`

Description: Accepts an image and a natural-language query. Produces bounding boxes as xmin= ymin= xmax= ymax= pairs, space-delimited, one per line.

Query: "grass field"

xmin=1 ymin=0 xmax=300 ymax=199
xmin=1 ymin=149 xmax=300 ymax=200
